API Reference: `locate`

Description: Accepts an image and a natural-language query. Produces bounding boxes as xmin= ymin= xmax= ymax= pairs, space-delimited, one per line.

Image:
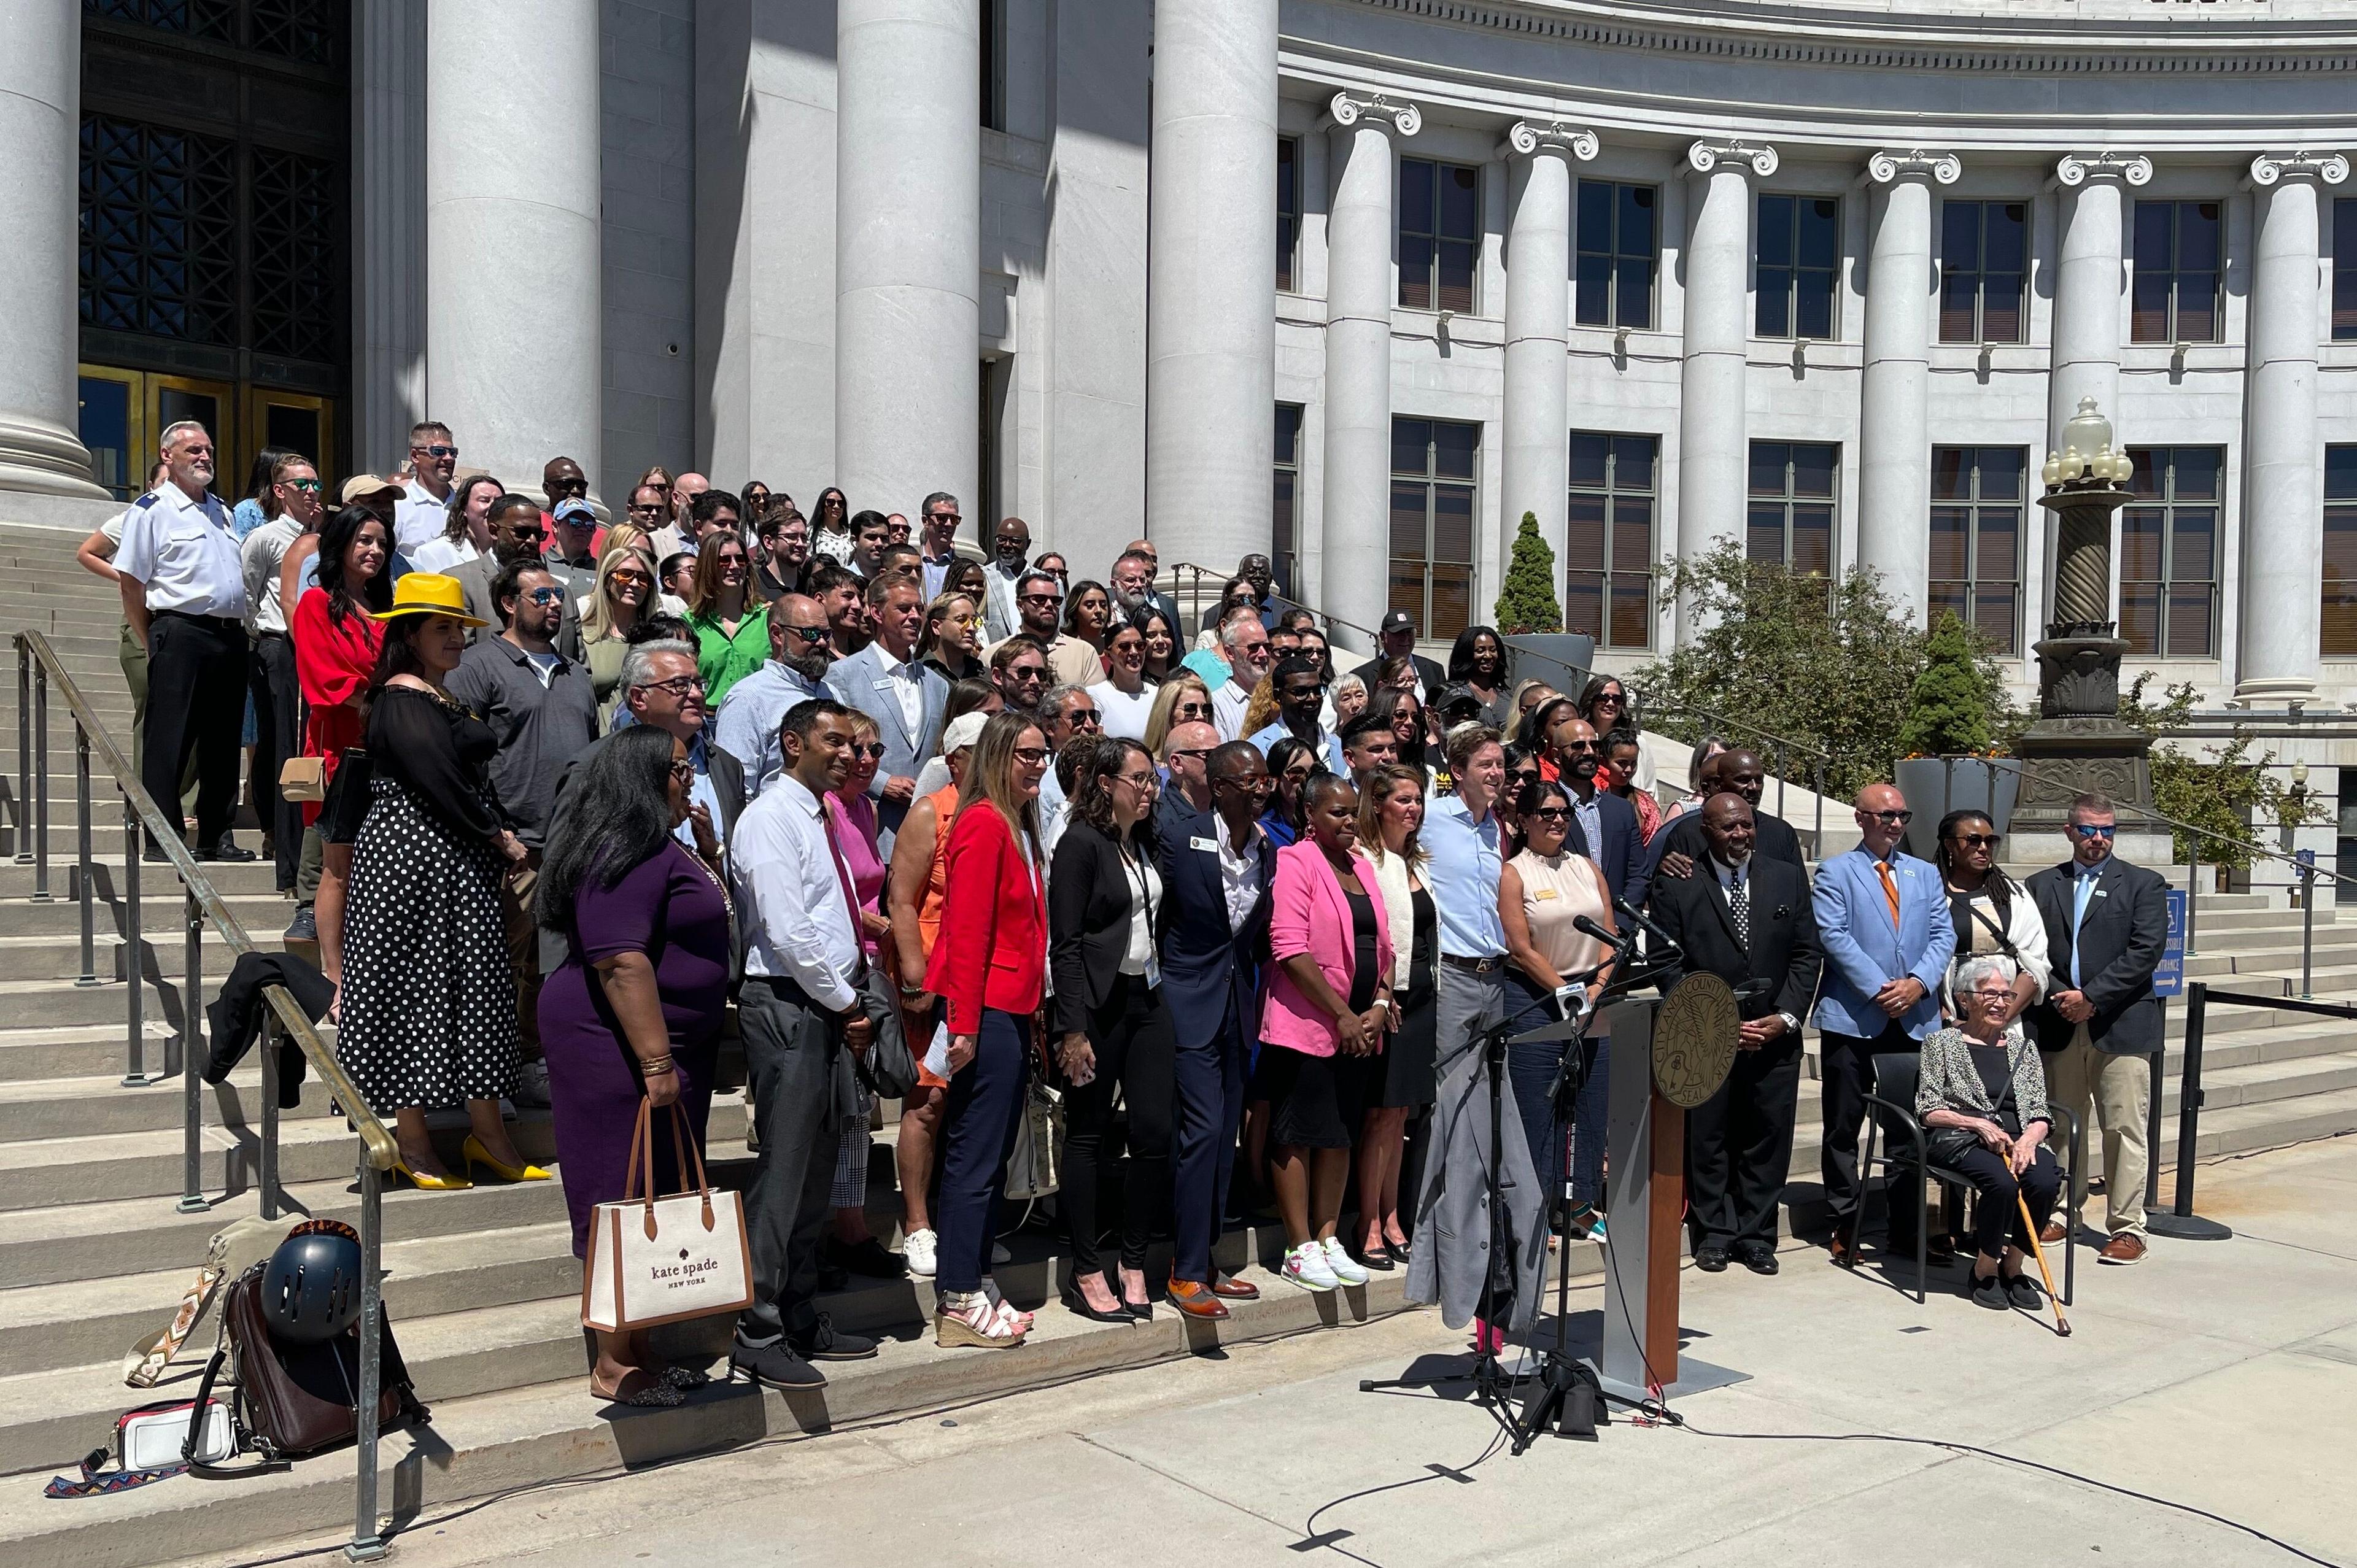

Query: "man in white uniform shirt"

xmin=728 ymin=698 xmax=883 ymax=1391
xmin=393 ymin=420 xmax=459 ymax=554
xmin=239 ymin=454 xmax=323 ymax=891
xmin=116 ymin=421 xmax=255 ymax=862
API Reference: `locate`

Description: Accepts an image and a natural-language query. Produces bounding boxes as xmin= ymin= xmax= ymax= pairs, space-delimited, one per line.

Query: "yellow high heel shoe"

xmin=392 ymin=1157 xmax=471 ymax=1192
xmin=463 ymin=1134 xmax=552 ymax=1183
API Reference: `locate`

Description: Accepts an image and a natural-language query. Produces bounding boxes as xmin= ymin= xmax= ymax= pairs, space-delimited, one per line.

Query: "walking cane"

xmin=2016 ymin=1192 xmax=2071 ymax=1338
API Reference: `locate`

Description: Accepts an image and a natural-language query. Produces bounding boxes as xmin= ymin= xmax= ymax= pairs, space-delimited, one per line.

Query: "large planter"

xmin=1895 ymin=755 xmax=2022 ymax=862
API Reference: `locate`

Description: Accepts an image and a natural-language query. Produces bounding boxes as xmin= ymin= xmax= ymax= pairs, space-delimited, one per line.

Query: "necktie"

xmin=1876 ymin=860 xmax=1902 ymax=930
xmin=819 ymin=801 xmax=865 ymax=936
xmin=1725 ymin=870 xmax=1749 ymax=948
xmin=2070 ymin=870 xmax=2097 ymax=985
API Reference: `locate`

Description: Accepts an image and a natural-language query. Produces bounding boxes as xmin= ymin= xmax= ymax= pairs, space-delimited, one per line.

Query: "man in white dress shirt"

xmin=115 ymin=421 xmax=255 ymax=862
xmin=392 ymin=420 xmax=458 ymax=554
xmin=238 ymin=454 xmax=323 ymax=891
xmin=729 ymin=698 xmax=882 ymax=1389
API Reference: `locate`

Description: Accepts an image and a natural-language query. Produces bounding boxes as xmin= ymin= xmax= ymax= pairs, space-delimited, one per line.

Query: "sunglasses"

xmin=1175 ymin=701 xmax=1211 ymax=719
xmin=610 ymin=568 xmax=652 ymax=588
xmin=415 ymin=444 xmax=458 ymax=460
xmin=1170 ymin=746 xmax=1215 ymax=762
xmin=627 ymin=503 xmax=667 ymax=517
xmin=1949 ymin=832 xmax=2002 ymax=849
xmin=787 ymin=624 xmax=830 ymax=644
xmin=1592 ymin=693 xmax=1626 ymax=707
xmin=1557 ymin=740 xmax=1600 ymax=754
xmin=1864 ymin=809 xmax=1914 ymax=826
xmin=850 ymin=743 xmax=886 ymax=760
xmin=2070 ymin=823 xmax=2117 ymax=839
xmin=1013 ymin=746 xmax=1051 ymax=765
xmin=1066 ymin=711 xmax=1102 ymax=730
xmin=522 ymin=587 xmax=565 ymax=605
xmin=1528 ymin=806 xmax=1573 ymax=822
xmin=640 ymin=675 xmax=705 ymax=699
xmin=282 ymin=477 xmax=323 ymax=493
xmin=1019 ymin=593 xmax=1062 ymax=607
xmin=668 ymin=760 xmax=695 ymax=782
xmin=1216 ymin=774 xmax=1274 ymax=794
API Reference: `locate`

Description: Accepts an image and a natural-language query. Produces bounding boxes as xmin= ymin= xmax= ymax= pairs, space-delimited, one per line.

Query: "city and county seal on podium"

xmin=1652 ymin=973 xmax=1739 ymax=1109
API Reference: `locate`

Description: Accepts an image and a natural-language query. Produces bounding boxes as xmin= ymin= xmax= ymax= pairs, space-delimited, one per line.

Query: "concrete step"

xmin=0 ymin=890 xmax=288 ymax=938
xmin=0 ymin=1024 xmax=179 ymax=1085
xmin=0 ymin=1067 xmax=344 ymax=1145
xmin=0 ymin=823 xmax=279 ymax=862
xmin=0 ymin=928 xmax=288 ymax=984
xmin=0 ymin=976 xmax=207 ymax=1035
xmin=0 ymin=855 xmax=288 ymax=898
xmin=2193 ymin=1085 xmax=2357 ymax=1158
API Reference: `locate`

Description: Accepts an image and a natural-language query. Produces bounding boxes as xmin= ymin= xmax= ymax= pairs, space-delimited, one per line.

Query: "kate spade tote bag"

xmin=582 ymin=1100 xmax=754 ymax=1333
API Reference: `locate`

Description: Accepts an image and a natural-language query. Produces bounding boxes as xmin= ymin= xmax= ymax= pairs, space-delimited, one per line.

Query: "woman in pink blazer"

xmin=1260 ymin=774 xmax=1395 ymax=1293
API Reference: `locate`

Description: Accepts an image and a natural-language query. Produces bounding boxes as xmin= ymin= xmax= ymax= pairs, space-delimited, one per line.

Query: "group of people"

xmin=86 ymin=418 xmax=2175 ymax=1408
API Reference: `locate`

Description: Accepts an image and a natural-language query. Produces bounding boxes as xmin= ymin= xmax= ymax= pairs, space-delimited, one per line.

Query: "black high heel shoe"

xmin=1061 ymin=1273 xmax=1134 ymax=1326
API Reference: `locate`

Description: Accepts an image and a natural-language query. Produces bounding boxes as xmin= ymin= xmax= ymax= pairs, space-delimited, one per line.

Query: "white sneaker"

xmin=1282 ymin=1242 xmax=1339 ymax=1292
xmin=1322 ymin=1237 xmax=1370 ymax=1286
xmin=510 ymin=1059 xmax=552 ymax=1109
xmin=902 ymin=1229 xmax=938 ymax=1278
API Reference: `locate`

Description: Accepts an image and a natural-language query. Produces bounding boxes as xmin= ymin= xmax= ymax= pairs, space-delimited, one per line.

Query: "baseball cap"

xmin=1434 ymin=683 xmax=1484 ymax=719
xmin=338 ymin=473 xmax=404 ymax=507
xmin=551 ymin=498 xmax=596 ymax=523
xmin=1380 ymin=609 xmax=1417 ymax=635
xmin=941 ymin=712 xmax=989 ymax=755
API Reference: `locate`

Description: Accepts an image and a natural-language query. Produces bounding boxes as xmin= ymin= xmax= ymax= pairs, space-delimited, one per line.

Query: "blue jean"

xmin=1503 ymin=981 xmax=1608 ymax=1213
xmin=935 ymin=1008 xmax=1029 ymax=1296
xmin=1170 ymin=1021 xmax=1249 ymax=1284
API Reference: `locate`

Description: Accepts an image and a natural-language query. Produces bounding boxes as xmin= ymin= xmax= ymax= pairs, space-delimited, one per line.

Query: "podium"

xmin=1589 ymin=984 xmax=1751 ymax=1405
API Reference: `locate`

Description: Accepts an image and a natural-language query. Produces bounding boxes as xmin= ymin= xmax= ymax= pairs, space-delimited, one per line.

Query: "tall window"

xmin=1399 ymin=158 xmax=1479 ymax=313
xmin=1276 ymin=138 xmax=1299 ymax=293
xmin=1565 ymin=433 xmax=1656 ymax=649
xmin=980 ymin=0 xmax=1004 ymax=131
xmin=1938 ymin=201 xmax=2027 ymax=344
xmin=1272 ymin=404 xmax=1303 ymax=601
xmin=1574 ymin=180 xmax=1656 ymax=330
xmin=2121 ymin=447 xmax=2222 ymax=657
xmin=1928 ymin=447 xmax=2026 ymax=654
xmin=1746 ymin=442 xmax=1838 ymax=574
xmin=2324 ymin=446 xmax=2357 ymax=655
xmin=2131 ymin=201 xmax=2222 ymax=344
xmin=1755 ymin=194 xmax=1840 ymax=339
xmin=2333 ymin=199 xmax=2356 ymax=342
xmin=1389 ymin=417 xmax=1478 ymax=639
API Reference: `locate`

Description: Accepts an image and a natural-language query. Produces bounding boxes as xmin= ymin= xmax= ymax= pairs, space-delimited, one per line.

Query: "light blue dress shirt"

xmin=1247 ymin=720 xmax=1348 ymax=778
xmin=673 ymin=732 xmax=726 ymax=851
xmin=1423 ymin=794 xmax=1506 ymax=959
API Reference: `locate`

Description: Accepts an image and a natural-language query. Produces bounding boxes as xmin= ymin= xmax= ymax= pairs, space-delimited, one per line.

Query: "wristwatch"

xmin=1777 ymin=1011 xmax=1800 ymax=1035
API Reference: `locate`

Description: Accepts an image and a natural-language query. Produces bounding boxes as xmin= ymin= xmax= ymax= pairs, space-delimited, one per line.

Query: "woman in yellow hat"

xmin=336 ymin=573 xmax=545 ymax=1189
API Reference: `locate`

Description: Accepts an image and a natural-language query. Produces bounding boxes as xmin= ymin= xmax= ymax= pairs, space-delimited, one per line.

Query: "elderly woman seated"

xmin=1916 ymin=954 xmax=2062 ymax=1311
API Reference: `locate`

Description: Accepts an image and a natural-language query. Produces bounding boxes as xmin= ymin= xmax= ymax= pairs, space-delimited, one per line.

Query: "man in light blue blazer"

xmin=821 ymin=569 xmax=948 ymax=853
xmin=1812 ymin=782 xmax=1955 ymax=1262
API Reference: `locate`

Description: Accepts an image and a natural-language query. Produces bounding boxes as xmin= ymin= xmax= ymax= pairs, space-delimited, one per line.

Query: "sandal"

xmin=937 ymin=1291 xmax=1028 ymax=1350
xmin=590 ymin=1367 xmax=686 ymax=1407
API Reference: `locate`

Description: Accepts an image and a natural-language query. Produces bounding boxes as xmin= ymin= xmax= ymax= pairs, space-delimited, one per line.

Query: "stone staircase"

xmin=0 ymin=516 xmax=2353 ymax=1567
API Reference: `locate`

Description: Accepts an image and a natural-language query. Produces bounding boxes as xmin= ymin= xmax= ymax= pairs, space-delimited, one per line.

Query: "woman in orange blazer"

xmin=921 ymin=710 xmax=1051 ymax=1350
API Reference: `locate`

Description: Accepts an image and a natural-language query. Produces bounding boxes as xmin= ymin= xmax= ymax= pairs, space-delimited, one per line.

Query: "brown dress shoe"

xmin=1209 ymin=1273 xmax=1261 ymax=1300
xmin=1826 ymin=1231 xmax=1854 ymax=1266
xmin=1166 ymin=1280 xmax=1231 ymax=1321
xmin=2098 ymin=1232 xmax=2148 ymax=1265
xmin=2039 ymin=1219 xmax=2068 ymax=1246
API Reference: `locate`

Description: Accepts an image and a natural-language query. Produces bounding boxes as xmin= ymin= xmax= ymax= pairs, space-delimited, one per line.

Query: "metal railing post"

xmin=2145 ymin=981 xmax=2232 ymax=1241
xmin=74 ymin=727 xmax=97 ymax=986
xmin=2183 ymin=852 xmax=2200 ymax=957
xmin=2143 ymin=1008 xmax=2165 ymax=1212
xmin=1813 ymin=760 xmax=1825 ymax=857
xmin=177 ymin=887 xmax=206 ymax=1213
xmin=2300 ymin=855 xmax=2317 ymax=1000
xmin=123 ymin=798 xmax=149 ymax=1085
xmin=346 ymin=1156 xmax=389 ymax=1562
xmin=258 ymin=1012 xmax=280 ymax=1221
xmin=13 ymin=643 xmax=28 ymax=863
xmin=31 ymin=664 xmax=50 ymax=902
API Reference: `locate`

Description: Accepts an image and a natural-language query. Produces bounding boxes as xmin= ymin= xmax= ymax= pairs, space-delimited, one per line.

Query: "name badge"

xmin=1190 ymin=836 xmax=1219 ymax=852
xmin=2093 ymin=889 xmax=2108 ymax=898
xmin=1535 ymin=888 xmax=1558 ymax=901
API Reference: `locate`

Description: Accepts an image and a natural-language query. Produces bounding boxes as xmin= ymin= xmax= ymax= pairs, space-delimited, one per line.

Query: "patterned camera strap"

xmin=125 ymin=1262 xmax=225 ymax=1391
xmin=44 ymin=1450 xmax=187 ymax=1498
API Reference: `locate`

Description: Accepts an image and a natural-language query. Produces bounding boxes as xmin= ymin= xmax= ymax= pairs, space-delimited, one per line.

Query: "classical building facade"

xmin=6 ymin=0 xmax=2356 ymax=731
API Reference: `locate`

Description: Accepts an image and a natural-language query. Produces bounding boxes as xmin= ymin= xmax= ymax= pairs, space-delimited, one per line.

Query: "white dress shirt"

xmin=393 ymin=479 xmax=449 ymax=555
xmin=1119 ymin=851 xmax=1163 ymax=983
xmin=730 ymin=775 xmax=862 ymax=1013
xmin=408 ymin=534 xmax=481 ymax=575
xmin=238 ymin=516 xmax=303 ymax=635
xmin=1218 ymin=822 xmax=1266 ymax=934
xmin=115 ymin=484 xmax=246 ymax=618
xmin=1211 ymin=678 xmax=1254 ymax=743
xmin=871 ymin=643 xmax=928 ymax=738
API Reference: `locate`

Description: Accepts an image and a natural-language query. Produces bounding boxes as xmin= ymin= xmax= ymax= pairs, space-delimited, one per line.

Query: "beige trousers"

xmin=2046 ymin=1024 xmax=2150 ymax=1236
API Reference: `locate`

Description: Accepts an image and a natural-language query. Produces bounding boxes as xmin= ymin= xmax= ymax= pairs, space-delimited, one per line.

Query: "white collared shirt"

xmin=872 ymin=643 xmax=926 ymax=737
xmin=1119 ymin=849 xmax=1163 ymax=983
xmin=1714 ymin=853 xmax=1750 ymax=916
xmin=730 ymin=774 xmax=862 ymax=1011
xmin=1217 ymin=821 xmax=1266 ymax=933
xmin=115 ymin=484 xmax=246 ymax=618
xmin=1211 ymin=678 xmax=1255 ymax=743
xmin=393 ymin=479 xmax=449 ymax=555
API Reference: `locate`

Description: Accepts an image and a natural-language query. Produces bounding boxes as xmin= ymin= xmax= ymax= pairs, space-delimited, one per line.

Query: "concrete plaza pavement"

xmin=179 ymin=1138 xmax=2357 ymax=1568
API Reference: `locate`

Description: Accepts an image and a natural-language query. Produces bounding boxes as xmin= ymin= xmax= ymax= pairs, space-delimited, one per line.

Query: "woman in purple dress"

xmin=537 ymin=724 xmax=733 ymax=1408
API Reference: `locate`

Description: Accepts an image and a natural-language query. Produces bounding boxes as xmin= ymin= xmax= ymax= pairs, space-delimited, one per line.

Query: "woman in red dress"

xmin=291 ymin=506 xmax=393 ymax=998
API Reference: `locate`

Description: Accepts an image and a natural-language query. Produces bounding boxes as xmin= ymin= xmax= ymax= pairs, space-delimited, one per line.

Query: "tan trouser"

xmin=2046 ymin=1024 xmax=2149 ymax=1236
xmin=500 ymin=848 xmax=545 ymax=1061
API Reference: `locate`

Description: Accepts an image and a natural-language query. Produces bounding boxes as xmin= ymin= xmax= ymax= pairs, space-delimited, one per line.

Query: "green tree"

xmin=1897 ymin=611 xmax=1996 ymax=758
xmin=2119 ymin=672 xmax=2320 ymax=871
xmin=1493 ymin=512 xmax=1561 ymax=636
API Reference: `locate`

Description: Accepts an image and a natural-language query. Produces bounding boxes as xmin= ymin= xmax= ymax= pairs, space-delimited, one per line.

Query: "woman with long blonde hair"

xmin=578 ymin=547 xmax=660 ymax=722
xmin=1142 ymin=673 xmax=1213 ymax=757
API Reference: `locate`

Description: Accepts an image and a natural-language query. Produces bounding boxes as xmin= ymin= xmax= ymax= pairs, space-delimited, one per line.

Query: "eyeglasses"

xmin=1592 ymin=692 xmax=1626 ymax=708
xmin=1949 ymin=832 xmax=2002 ymax=849
xmin=1175 ymin=701 xmax=1211 ymax=720
xmin=1012 ymin=746 xmax=1051 ymax=765
xmin=627 ymin=503 xmax=667 ymax=517
xmin=638 ymin=675 xmax=705 ymax=699
xmin=506 ymin=525 xmax=548 ymax=543
xmin=1005 ymin=665 xmax=1047 ymax=684
xmin=1170 ymin=746 xmax=1215 ymax=762
xmin=522 ymin=587 xmax=565 ymax=605
xmin=2070 ymin=823 xmax=2117 ymax=839
xmin=548 ymin=478 xmax=587 ymax=496
xmin=1863 ymin=809 xmax=1914 ymax=826
xmin=610 ymin=568 xmax=652 ymax=588
xmin=851 ymin=743 xmax=886 ymax=760
xmin=1971 ymin=987 xmax=2014 ymax=1003
xmin=1557 ymin=740 xmax=1600 ymax=754
xmin=1215 ymin=774 xmax=1274 ymax=794
xmin=928 ymin=512 xmax=961 ymax=527
xmin=1115 ymin=771 xmax=1157 ymax=790
xmin=668 ymin=760 xmax=695 ymax=782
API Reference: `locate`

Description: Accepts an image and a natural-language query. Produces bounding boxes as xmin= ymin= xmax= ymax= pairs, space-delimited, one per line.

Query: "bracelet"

xmin=638 ymin=1055 xmax=675 ymax=1075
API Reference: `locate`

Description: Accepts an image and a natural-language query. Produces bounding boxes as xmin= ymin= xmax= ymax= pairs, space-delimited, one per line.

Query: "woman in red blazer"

xmin=1260 ymin=774 xmax=1394 ymax=1294
xmin=922 ymin=710 xmax=1050 ymax=1350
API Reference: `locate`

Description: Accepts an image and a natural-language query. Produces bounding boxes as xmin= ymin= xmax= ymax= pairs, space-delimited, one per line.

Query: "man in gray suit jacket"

xmin=2024 ymin=791 xmax=2168 ymax=1264
xmin=821 ymin=568 xmax=947 ymax=852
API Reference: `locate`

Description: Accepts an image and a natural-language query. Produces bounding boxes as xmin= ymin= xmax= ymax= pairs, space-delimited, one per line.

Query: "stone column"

xmin=2237 ymin=150 xmax=2349 ymax=705
xmin=1498 ymin=121 xmax=1598 ymax=572
xmin=1674 ymin=139 xmax=1776 ymax=643
xmin=1145 ymin=0 xmax=1277 ymax=577
xmin=835 ymin=0 xmax=978 ymax=519
xmin=1320 ymin=91 xmax=1419 ymax=649
xmin=0 ymin=0 xmax=105 ymax=498
xmin=425 ymin=0 xmax=601 ymax=498
xmin=354 ymin=0 xmax=427 ymax=473
xmin=2047 ymin=152 xmax=2151 ymax=453
xmin=1857 ymin=150 xmax=1960 ymax=624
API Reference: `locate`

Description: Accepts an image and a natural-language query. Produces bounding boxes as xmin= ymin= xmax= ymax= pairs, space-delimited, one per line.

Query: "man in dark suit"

xmin=1651 ymin=794 xmax=1823 ymax=1275
xmin=1546 ymin=713 xmax=1646 ymax=908
xmin=1348 ymin=608 xmax=1446 ymax=701
xmin=1643 ymin=749 xmax=1804 ymax=908
xmin=2024 ymin=791 xmax=2167 ymax=1265
xmin=822 ymin=568 xmax=948 ymax=854
xmin=1154 ymin=739 xmax=1278 ymax=1319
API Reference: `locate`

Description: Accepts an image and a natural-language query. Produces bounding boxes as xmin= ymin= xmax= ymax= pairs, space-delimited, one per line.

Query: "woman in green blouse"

xmin=683 ymin=531 xmax=770 ymax=709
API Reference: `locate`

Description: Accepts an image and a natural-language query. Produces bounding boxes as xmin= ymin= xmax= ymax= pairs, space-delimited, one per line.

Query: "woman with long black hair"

xmin=290 ymin=505 xmax=397 ymax=971
xmin=538 ymin=724 xmax=732 ymax=1407
xmin=336 ymin=574 xmax=534 ymax=1191
xmin=1446 ymin=626 xmax=1509 ymax=730
xmin=1048 ymin=737 xmax=1177 ymax=1323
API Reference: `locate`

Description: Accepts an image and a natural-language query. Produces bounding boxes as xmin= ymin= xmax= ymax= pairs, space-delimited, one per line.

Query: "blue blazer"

xmin=1153 ymin=795 xmax=1275 ymax=1051
xmin=822 ymin=643 xmax=948 ymax=846
xmin=1564 ymin=787 xmax=1646 ymax=911
xmin=1810 ymin=847 xmax=1956 ymax=1040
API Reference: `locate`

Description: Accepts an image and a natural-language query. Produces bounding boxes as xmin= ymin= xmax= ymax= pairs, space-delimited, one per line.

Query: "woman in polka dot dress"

xmin=337 ymin=573 xmax=539 ymax=1190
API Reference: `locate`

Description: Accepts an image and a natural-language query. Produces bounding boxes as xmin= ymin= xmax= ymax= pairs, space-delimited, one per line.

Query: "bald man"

xmin=1811 ymin=782 xmax=1955 ymax=1265
xmin=1645 ymin=747 xmax=1805 ymax=895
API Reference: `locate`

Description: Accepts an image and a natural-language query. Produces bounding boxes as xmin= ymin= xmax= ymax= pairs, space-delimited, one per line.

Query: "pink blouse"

xmin=827 ymin=790 xmax=888 ymax=960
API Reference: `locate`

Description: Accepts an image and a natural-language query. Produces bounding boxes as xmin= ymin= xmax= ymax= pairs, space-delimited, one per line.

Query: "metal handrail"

xmin=12 ymin=628 xmax=396 ymax=1560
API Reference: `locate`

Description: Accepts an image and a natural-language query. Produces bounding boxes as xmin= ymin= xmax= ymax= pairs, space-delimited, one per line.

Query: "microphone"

xmin=1573 ymin=913 xmax=1628 ymax=949
xmin=1613 ymin=897 xmax=1682 ymax=955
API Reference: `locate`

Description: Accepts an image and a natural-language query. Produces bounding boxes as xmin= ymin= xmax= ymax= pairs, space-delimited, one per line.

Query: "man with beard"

xmin=541 ymin=457 xmax=597 ymax=582
xmin=456 ymin=494 xmax=583 ymax=660
xmin=1108 ymin=548 xmax=1159 ymax=628
xmin=714 ymin=593 xmax=835 ymax=798
xmin=1546 ymin=713 xmax=1646 ymax=908
xmin=980 ymin=515 xmax=1031 ymax=641
xmin=1247 ymin=655 xmax=1347 ymax=774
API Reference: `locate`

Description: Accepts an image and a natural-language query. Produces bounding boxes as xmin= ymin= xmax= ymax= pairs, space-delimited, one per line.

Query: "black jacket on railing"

xmin=204 ymin=950 xmax=336 ymax=1106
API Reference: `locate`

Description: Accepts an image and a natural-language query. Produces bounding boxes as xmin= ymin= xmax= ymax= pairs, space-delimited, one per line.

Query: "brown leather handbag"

xmin=181 ymin=1262 xmax=427 ymax=1475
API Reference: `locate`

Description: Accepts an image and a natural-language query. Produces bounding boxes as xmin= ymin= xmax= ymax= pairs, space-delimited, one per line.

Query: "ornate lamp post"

xmin=2010 ymin=396 xmax=2159 ymax=850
